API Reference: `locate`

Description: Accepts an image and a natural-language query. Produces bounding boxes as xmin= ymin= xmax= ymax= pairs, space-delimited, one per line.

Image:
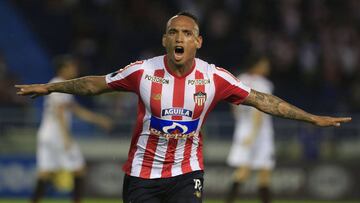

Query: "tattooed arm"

xmin=242 ymin=89 xmax=351 ymax=127
xmin=15 ymin=76 xmax=111 ymax=98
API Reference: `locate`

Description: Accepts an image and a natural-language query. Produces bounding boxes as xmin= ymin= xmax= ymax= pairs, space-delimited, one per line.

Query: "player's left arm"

xmin=242 ymin=89 xmax=352 ymax=127
xmin=15 ymin=76 xmax=111 ymax=98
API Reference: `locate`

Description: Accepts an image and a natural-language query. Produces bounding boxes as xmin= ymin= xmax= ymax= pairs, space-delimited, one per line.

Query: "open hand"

xmin=312 ymin=116 xmax=352 ymax=127
xmin=15 ymin=84 xmax=50 ymax=98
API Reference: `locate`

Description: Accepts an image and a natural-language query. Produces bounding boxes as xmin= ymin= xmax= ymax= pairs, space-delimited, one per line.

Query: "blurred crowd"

xmin=0 ymin=53 xmax=27 ymax=108
xmin=4 ymin=0 xmax=360 ymax=114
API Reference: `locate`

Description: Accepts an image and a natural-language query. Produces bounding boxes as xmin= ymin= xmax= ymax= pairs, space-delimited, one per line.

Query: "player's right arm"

xmin=15 ymin=76 xmax=110 ymax=98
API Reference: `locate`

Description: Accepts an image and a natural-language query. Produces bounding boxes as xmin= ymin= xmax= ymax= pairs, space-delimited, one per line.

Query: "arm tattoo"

xmin=47 ymin=76 xmax=103 ymax=96
xmin=244 ymin=90 xmax=315 ymax=123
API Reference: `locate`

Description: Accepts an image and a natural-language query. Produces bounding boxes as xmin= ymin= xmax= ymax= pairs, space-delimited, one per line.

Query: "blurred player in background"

xmin=225 ymin=56 xmax=274 ymax=203
xmin=31 ymin=55 xmax=112 ymax=203
xmin=16 ymin=12 xmax=351 ymax=203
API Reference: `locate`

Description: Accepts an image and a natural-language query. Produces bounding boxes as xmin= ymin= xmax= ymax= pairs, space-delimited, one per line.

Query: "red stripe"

xmin=108 ymin=70 xmax=144 ymax=93
xmin=122 ymin=98 xmax=145 ymax=175
xmin=161 ymin=77 xmax=185 ymax=177
xmin=214 ymin=74 xmax=249 ymax=104
xmin=181 ymin=70 xmax=205 ymax=173
xmin=121 ymin=70 xmax=144 ymax=175
xmin=139 ymin=69 xmax=164 ymax=178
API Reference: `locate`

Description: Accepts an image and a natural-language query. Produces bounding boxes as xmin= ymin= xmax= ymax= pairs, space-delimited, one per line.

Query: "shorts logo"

xmin=145 ymin=74 xmax=169 ymax=84
xmin=193 ymin=178 xmax=202 ymax=198
xmin=161 ymin=108 xmax=193 ymax=117
xmin=193 ymin=91 xmax=207 ymax=106
xmin=188 ymin=79 xmax=210 ymax=85
xmin=149 ymin=116 xmax=199 ymax=140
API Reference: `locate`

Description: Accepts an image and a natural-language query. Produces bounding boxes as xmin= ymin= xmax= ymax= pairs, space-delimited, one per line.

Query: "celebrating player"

xmin=16 ymin=12 xmax=351 ymax=203
xmin=225 ymin=56 xmax=274 ymax=203
xmin=30 ymin=55 xmax=112 ymax=203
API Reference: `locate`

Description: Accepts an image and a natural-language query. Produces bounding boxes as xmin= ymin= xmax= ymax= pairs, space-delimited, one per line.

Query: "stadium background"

xmin=0 ymin=0 xmax=359 ymax=202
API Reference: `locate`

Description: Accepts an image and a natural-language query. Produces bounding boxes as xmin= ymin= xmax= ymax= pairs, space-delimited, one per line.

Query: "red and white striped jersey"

xmin=105 ymin=55 xmax=250 ymax=179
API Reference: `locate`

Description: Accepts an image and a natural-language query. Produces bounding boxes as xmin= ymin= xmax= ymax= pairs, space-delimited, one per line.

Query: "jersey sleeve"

xmin=105 ymin=61 xmax=144 ymax=93
xmin=214 ymin=67 xmax=251 ymax=105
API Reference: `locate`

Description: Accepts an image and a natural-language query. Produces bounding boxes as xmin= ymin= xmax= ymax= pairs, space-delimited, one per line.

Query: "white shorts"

xmin=37 ymin=138 xmax=85 ymax=172
xmin=227 ymin=135 xmax=275 ymax=170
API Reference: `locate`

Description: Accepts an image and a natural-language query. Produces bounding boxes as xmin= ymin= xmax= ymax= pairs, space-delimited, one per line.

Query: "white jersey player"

xmin=226 ymin=57 xmax=274 ymax=203
xmin=32 ymin=56 xmax=112 ymax=203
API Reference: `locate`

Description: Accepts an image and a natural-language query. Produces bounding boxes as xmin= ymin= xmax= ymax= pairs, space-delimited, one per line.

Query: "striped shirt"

xmin=106 ymin=55 xmax=250 ymax=179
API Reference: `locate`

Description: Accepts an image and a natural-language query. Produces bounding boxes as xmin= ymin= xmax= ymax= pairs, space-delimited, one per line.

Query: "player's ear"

xmin=195 ymin=35 xmax=202 ymax=49
xmin=162 ymin=34 xmax=167 ymax=48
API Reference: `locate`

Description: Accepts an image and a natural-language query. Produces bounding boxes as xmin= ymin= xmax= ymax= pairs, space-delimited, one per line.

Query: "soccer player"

xmin=16 ymin=12 xmax=351 ymax=203
xmin=225 ymin=56 xmax=274 ymax=203
xmin=30 ymin=55 xmax=112 ymax=203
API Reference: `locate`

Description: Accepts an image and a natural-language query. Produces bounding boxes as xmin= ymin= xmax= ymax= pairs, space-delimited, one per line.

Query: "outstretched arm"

xmin=242 ymin=90 xmax=351 ymax=127
xmin=15 ymin=76 xmax=111 ymax=98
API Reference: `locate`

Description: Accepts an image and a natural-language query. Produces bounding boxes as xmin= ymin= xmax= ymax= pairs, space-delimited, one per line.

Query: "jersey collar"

xmin=163 ymin=55 xmax=196 ymax=79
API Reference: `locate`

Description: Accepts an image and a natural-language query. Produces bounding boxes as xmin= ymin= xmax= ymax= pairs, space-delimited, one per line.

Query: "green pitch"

xmin=0 ymin=199 xmax=359 ymax=203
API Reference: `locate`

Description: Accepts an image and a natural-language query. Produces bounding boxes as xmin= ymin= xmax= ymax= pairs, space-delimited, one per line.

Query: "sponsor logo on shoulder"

xmin=161 ymin=108 xmax=193 ymax=117
xmin=187 ymin=79 xmax=211 ymax=85
xmin=145 ymin=74 xmax=169 ymax=84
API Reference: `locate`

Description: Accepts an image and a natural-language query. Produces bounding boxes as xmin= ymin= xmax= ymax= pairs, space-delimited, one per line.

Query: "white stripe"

xmin=149 ymin=73 xmax=173 ymax=178
xmin=171 ymin=72 xmax=197 ymax=175
xmin=189 ymin=136 xmax=201 ymax=171
xmin=171 ymin=139 xmax=186 ymax=176
xmin=130 ymin=68 xmax=153 ymax=177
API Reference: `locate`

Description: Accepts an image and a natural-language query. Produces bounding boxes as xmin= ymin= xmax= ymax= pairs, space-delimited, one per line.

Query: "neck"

xmin=165 ymin=55 xmax=195 ymax=77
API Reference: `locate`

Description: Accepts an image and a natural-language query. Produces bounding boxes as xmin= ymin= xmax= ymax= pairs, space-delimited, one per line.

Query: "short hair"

xmin=53 ymin=54 xmax=76 ymax=73
xmin=176 ymin=11 xmax=199 ymax=26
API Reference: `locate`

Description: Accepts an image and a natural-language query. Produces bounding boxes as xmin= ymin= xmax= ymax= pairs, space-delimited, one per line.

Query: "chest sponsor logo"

xmin=145 ymin=74 xmax=169 ymax=84
xmin=187 ymin=79 xmax=211 ymax=85
xmin=161 ymin=108 xmax=193 ymax=117
xmin=193 ymin=91 xmax=207 ymax=106
xmin=149 ymin=116 xmax=199 ymax=140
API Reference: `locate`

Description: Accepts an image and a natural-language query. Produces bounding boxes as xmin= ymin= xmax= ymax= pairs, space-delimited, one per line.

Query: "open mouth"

xmin=174 ymin=46 xmax=184 ymax=61
xmin=175 ymin=46 xmax=184 ymax=54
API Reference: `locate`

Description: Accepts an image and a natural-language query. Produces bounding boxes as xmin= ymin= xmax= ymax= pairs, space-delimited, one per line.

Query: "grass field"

xmin=0 ymin=199 xmax=358 ymax=203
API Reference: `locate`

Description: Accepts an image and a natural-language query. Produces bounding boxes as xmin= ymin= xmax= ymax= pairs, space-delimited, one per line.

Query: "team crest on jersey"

xmin=149 ymin=116 xmax=199 ymax=140
xmin=162 ymin=108 xmax=193 ymax=117
xmin=193 ymin=91 xmax=207 ymax=106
